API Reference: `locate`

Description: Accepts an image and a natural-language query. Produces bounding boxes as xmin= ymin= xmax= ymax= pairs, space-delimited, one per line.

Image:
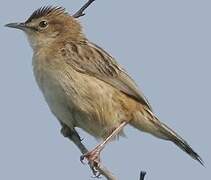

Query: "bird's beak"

xmin=5 ymin=22 xmax=27 ymax=31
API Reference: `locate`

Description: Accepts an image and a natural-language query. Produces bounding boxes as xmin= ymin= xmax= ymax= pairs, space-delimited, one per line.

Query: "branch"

xmin=73 ymin=0 xmax=96 ymax=18
xmin=140 ymin=171 xmax=147 ymax=180
xmin=61 ymin=127 xmax=116 ymax=180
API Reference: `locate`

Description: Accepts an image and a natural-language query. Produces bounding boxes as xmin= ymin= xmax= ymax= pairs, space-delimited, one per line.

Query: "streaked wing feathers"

xmin=64 ymin=41 xmax=152 ymax=111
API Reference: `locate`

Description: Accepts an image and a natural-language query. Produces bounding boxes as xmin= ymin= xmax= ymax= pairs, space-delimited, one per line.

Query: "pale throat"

xmin=25 ymin=32 xmax=59 ymax=51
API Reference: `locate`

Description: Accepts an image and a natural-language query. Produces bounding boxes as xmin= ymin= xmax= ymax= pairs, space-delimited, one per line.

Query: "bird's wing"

xmin=64 ymin=41 xmax=153 ymax=111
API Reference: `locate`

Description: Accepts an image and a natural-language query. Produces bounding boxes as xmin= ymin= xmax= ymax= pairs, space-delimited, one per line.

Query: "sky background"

xmin=0 ymin=0 xmax=210 ymax=179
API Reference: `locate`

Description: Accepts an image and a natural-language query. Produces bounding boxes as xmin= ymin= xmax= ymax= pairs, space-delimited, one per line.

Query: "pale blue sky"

xmin=1 ymin=0 xmax=210 ymax=179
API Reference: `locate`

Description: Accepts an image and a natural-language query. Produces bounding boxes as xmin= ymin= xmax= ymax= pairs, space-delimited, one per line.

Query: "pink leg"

xmin=80 ymin=121 xmax=127 ymax=167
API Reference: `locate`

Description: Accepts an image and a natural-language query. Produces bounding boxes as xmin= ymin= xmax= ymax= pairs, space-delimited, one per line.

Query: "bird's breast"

xmin=32 ymin=51 xmax=76 ymax=128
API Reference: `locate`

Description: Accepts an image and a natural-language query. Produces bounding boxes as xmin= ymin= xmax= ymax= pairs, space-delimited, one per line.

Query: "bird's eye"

xmin=39 ymin=20 xmax=48 ymax=28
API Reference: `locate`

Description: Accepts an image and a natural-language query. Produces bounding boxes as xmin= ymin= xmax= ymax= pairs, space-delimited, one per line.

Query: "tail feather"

xmin=158 ymin=121 xmax=204 ymax=166
xmin=131 ymin=111 xmax=204 ymax=165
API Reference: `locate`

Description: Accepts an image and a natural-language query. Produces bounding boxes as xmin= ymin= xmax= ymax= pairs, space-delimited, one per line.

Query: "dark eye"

xmin=39 ymin=20 xmax=48 ymax=28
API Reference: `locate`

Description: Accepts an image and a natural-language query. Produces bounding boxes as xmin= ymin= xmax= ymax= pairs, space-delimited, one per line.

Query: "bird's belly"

xmin=63 ymin=73 xmax=126 ymax=139
xmin=35 ymin=70 xmax=75 ymax=129
xmin=35 ymin=66 xmax=127 ymax=139
xmin=45 ymin=87 xmax=75 ymax=129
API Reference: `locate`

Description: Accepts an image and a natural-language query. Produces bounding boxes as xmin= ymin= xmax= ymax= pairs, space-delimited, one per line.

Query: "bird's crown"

xmin=26 ymin=6 xmax=67 ymax=23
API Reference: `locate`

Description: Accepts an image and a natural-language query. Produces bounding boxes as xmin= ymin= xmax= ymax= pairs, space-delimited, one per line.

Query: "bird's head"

xmin=5 ymin=6 xmax=84 ymax=50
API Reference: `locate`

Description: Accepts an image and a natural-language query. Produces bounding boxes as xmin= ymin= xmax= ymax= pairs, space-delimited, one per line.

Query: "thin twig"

xmin=140 ymin=171 xmax=147 ymax=180
xmin=73 ymin=0 xmax=96 ymax=18
xmin=63 ymin=128 xmax=116 ymax=180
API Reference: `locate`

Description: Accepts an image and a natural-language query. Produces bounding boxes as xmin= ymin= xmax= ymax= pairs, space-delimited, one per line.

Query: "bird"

xmin=5 ymin=6 xmax=203 ymax=168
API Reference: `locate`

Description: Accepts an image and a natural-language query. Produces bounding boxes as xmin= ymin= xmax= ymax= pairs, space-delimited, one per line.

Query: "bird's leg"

xmin=60 ymin=124 xmax=98 ymax=176
xmin=80 ymin=121 xmax=127 ymax=167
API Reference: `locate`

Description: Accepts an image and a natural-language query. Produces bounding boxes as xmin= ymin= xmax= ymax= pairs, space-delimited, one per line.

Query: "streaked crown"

xmin=26 ymin=6 xmax=67 ymax=23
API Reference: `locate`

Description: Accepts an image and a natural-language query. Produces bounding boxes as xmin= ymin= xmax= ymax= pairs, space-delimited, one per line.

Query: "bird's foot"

xmin=80 ymin=145 xmax=102 ymax=177
xmin=80 ymin=145 xmax=101 ymax=166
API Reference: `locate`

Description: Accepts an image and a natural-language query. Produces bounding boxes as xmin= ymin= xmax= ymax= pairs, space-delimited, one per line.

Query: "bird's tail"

xmin=131 ymin=110 xmax=204 ymax=165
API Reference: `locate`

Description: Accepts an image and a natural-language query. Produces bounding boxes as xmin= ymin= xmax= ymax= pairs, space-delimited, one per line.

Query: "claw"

xmin=80 ymin=155 xmax=100 ymax=177
xmin=80 ymin=154 xmax=86 ymax=164
xmin=94 ymin=171 xmax=102 ymax=178
xmin=90 ymin=164 xmax=100 ymax=178
xmin=91 ymin=172 xmax=101 ymax=179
